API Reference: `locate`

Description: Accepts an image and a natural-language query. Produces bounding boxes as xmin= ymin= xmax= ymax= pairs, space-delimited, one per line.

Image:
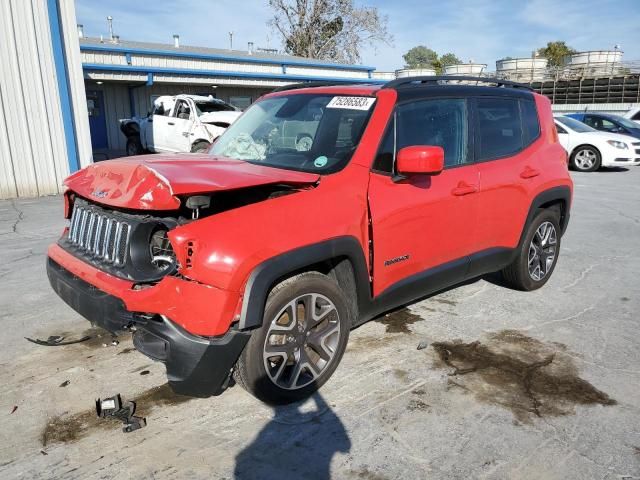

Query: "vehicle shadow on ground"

xmin=598 ymin=167 xmax=630 ymax=173
xmin=234 ymin=384 xmax=350 ymax=480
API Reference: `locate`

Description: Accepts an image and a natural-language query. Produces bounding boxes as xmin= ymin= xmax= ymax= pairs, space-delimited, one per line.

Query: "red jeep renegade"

xmin=47 ymin=76 xmax=573 ymax=404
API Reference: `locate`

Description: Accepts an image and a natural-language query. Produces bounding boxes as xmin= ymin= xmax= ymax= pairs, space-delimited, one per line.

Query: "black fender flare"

xmin=519 ymin=186 xmax=572 ymax=246
xmin=238 ymin=236 xmax=370 ymax=330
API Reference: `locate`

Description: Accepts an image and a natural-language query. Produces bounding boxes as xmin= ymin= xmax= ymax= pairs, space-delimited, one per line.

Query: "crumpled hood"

xmin=64 ymin=153 xmax=320 ymax=210
xmin=199 ymin=111 xmax=242 ymax=125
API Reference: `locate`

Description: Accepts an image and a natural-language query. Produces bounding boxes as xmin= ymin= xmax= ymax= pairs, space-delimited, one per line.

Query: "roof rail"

xmin=272 ymin=80 xmax=377 ymax=93
xmin=383 ymin=75 xmax=533 ymax=91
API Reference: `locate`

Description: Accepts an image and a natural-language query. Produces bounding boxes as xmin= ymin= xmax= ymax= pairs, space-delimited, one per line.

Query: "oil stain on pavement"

xmin=41 ymin=384 xmax=193 ymax=446
xmin=431 ymin=330 xmax=616 ymax=422
xmin=376 ymin=308 xmax=423 ymax=334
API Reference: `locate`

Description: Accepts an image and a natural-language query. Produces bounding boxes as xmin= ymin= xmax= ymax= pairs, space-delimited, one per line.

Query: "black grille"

xmin=62 ymin=198 xmax=179 ymax=282
xmin=67 ymin=200 xmax=131 ymax=267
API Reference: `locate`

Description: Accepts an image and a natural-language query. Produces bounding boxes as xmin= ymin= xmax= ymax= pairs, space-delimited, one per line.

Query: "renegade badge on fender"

xmin=47 ymin=76 xmax=573 ymax=404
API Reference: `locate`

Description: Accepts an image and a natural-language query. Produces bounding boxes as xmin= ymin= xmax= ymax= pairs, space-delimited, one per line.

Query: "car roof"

xmin=265 ymin=82 xmax=535 ymax=101
xmin=178 ymin=94 xmax=230 ymax=104
xmin=570 ymin=112 xmax=621 ymax=120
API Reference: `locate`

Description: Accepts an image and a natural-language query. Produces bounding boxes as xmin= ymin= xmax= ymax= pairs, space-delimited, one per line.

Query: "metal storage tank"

xmin=372 ymin=71 xmax=396 ymax=80
xmin=564 ymin=50 xmax=624 ymax=77
xmin=496 ymin=57 xmax=549 ymax=82
xmin=395 ymin=68 xmax=437 ymax=78
xmin=444 ymin=63 xmax=487 ymax=75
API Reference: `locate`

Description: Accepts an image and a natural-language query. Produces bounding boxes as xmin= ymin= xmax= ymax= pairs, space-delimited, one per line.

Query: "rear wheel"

xmin=234 ymin=272 xmax=350 ymax=404
xmin=570 ymin=146 xmax=601 ymax=172
xmin=502 ymin=210 xmax=561 ymax=291
xmin=190 ymin=140 xmax=211 ymax=153
xmin=126 ymin=136 xmax=144 ymax=156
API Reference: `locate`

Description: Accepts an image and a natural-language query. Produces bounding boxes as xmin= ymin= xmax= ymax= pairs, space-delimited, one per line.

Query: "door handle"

xmin=182 ymin=131 xmax=189 ymax=137
xmin=520 ymin=166 xmax=540 ymax=179
xmin=451 ymin=182 xmax=478 ymax=196
xmin=168 ymin=121 xmax=175 ymax=126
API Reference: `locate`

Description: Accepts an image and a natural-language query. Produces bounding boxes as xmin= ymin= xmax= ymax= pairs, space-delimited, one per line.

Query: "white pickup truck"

xmin=120 ymin=94 xmax=242 ymax=155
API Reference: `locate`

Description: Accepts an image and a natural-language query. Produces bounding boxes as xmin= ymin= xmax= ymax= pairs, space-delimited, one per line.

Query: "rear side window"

xmin=521 ymin=99 xmax=540 ymax=146
xmin=477 ymin=97 xmax=523 ymax=161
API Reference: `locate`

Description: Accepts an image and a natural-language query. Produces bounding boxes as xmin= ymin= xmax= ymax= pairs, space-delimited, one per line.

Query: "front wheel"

xmin=126 ymin=136 xmax=144 ymax=156
xmin=502 ymin=210 xmax=561 ymax=291
xmin=190 ymin=140 xmax=211 ymax=153
xmin=570 ymin=146 xmax=601 ymax=172
xmin=234 ymin=272 xmax=350 ymax=404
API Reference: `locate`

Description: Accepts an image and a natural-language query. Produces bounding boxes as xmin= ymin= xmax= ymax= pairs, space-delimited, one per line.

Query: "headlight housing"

xmin=607 ymin=140 xmax=628 ymax=149
xmin=129 ymin=220 xmax=179 ymax=280
xmin=149 ymin=227 xmax=178 ymax=274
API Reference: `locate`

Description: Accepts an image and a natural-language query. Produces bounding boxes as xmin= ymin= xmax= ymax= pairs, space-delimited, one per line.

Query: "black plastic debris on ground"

xmin=95 ymin=394 xmax=146 ymax=433
xmin=25 ymin=335 xmax=90 ymax=346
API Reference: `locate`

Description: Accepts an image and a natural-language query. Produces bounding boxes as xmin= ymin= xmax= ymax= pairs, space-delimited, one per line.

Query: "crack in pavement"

xmin=9 ymin=200 xmax=25 ymax=234
xmin=603 ymin=204 xmax=640 ymax=226
xmin=562 ymin=264 xmax=597 ymax=291
xmin=0 ymin=251 xmax=37 ymax=278
xmin=518 ymin=305 xmax=596 ymax=331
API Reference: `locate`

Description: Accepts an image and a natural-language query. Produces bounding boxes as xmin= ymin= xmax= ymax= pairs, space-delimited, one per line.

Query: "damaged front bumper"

xmin=46 ymin=250 xmax=250 ymax=397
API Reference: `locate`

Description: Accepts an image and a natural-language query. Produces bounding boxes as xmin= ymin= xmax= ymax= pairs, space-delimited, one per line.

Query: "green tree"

xmin=403 ymin=45 xmax=439 ymax=69
xmin=536 ymin=41 xmax=577 ymax=67
xmin=403 ymin=47 xmax=462 ymax=74
xmin=437 ymin=52 xmax=462 ymax=74
xmin=268 ymin=0 xmax=392 ymax=63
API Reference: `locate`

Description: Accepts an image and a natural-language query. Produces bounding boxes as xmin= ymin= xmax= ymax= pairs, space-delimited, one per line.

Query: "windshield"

xmin=557 ymin=116 xmax=595 ymax=133
xmin=210 ymin=94 xmax=375 ymax=174
xmin=195 ymin=100 xmax=236 ymax=115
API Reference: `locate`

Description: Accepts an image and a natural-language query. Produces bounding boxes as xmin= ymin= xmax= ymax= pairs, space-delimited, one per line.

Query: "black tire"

xmin=126 ymin=136 xmax=144 ymax=156
xmin=570 ymin=145 xmax=601 ymax=172
xmin=502 ymin=209 xmax=561 ymax=291
xmin=234 ymin=272 xmax=350 ymax=405
xmin=190 ymin=140 xmax=211 ymax=153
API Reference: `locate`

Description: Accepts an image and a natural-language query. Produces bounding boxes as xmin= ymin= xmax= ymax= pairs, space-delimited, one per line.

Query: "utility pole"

xmin=229 ymin=31 xmax=233 ymax=50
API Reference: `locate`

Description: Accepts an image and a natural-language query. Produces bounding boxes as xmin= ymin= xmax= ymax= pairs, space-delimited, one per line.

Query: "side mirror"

xmin=396 ymin=146 xmax=444 ymax=177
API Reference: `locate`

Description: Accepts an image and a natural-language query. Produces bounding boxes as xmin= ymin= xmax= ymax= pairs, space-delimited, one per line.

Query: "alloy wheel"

xmin=263 ymin=293 xmax=341 ymax=390
xmin=574 ymin=149 xmax=596 ymax=170
xmin=528 ymin=221 xmax=557 ymax=281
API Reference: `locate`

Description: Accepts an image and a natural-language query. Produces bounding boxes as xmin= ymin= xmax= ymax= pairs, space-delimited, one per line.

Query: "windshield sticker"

xmin=326 ymin=96 xmax=375 ymax=111
xmin=314 ymin=156 xmax=328 ymax=168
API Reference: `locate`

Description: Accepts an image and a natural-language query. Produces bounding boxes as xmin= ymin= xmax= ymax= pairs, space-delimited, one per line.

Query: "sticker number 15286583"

xmin=326 ymin=96 xmax=376 ymax=111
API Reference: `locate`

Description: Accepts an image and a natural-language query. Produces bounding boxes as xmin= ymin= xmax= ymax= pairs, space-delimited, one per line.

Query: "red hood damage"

xmin=64 ymin=154 xmax=320 ymax=210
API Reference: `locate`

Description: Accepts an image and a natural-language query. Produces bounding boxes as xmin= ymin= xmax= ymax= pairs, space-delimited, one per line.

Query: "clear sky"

xmin=75 ymin=0 xmax=640 ymax=71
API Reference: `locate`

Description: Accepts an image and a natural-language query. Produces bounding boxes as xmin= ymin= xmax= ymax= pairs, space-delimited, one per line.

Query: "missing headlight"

xmin=149 ymin=227 xmax=177 ymax=273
